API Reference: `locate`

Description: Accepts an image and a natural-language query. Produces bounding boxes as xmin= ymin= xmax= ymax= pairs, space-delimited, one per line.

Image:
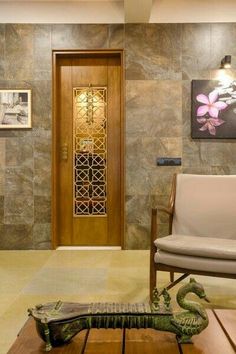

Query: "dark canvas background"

xmin=192 ymin=80 xmax=236 ymax=139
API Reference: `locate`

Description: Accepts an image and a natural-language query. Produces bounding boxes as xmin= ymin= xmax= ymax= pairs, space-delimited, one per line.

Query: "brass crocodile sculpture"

xmin=28 ymin=278 xmax=209 ymax=351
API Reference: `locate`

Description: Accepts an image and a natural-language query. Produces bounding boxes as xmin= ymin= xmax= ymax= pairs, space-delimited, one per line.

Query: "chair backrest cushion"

xmin=172 ymin=174 xmax=236 ymax=239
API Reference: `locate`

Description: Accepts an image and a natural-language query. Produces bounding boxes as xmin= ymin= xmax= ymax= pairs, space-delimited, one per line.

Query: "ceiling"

xmin=0 ymin=0 xmax=236 ymax=23
xmin=0 ymin=0 xmax=122 ymax=1
xmin=0 ymin=0 xmax=154 ymax=23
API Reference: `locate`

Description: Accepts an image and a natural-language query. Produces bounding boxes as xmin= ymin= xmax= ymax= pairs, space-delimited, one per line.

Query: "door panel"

xmin=107 ymin=58 xmax=121 ymax=245
xmin=57 ymin=58 xmax=73 ymax=245
xmin=54 ymin=52 xmax=123 ymax=247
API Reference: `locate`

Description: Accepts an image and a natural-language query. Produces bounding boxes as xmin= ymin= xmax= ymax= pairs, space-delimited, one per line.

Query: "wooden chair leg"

xmin=170 ymin=272 xmax=174 ymax=282
xmin=150 ymin=264 xmax=157 ymax=301
xmin=164 ymin=273 xmax=189 ymax=292
xmin=150 ymin=208 xmax=158 ymax=301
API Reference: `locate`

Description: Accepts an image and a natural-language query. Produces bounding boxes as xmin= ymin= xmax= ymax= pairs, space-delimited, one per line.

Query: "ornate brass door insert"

xmin=73 ymin=86 xmax=107 ymax=217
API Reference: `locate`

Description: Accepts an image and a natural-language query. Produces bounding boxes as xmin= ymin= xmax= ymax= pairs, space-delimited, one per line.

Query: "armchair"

xmin=150 ymin=173 xmax=236 ymax=299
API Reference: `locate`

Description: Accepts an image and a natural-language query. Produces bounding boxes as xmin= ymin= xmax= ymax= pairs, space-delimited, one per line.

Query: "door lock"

xmin=61 ymin=143 xmax=68 ymax=161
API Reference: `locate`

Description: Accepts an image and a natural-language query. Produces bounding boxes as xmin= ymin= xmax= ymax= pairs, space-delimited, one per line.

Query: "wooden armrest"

xmin=153 ymin=206 xmax=173 ymax=216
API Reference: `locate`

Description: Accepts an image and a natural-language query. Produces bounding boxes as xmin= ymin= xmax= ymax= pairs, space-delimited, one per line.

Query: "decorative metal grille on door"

xmin=73 ymin=86 xmax=107 ymax=216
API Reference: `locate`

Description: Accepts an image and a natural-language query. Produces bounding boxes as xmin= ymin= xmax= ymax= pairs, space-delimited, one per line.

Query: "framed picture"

xmin=191 ymin=80 xmax=236 ymax=138
xmin=0 ymin=89 xmax=31 ymax=129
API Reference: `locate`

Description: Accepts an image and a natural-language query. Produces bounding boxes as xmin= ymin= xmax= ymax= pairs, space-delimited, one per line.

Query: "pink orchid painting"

xmin=191 ymin=80 xmax=236 ymax=138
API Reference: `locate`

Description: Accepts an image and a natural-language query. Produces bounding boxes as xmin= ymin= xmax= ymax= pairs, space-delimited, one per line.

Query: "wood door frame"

xmin=52 ymin=49 xmax=125 ymax=249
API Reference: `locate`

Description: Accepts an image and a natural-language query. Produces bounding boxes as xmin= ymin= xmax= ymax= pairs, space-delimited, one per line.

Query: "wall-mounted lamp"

xmin=220 ymin=55 xmax=231 ymax=69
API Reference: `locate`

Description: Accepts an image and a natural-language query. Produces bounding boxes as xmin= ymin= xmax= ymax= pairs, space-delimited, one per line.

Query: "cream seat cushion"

xmin=155 ymin=250 xmax=236 ymax=274
xmin=155 ymin=235 xmax=236 ymax=260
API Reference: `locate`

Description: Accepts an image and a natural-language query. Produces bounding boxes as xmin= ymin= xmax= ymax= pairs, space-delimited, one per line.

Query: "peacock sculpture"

xmin=171 ymin=278 xmax=209 ymax=343
xmin=28 ymin=278 xmax=209 ymax=351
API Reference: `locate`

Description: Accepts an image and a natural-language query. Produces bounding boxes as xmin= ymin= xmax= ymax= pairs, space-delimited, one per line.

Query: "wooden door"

xmin=52 ymin=51 xmax=124 ymax=247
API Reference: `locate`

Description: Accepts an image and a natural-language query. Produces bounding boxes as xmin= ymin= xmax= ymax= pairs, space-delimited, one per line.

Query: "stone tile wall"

xmin=0 ymin=23 xmax=235 ymax=249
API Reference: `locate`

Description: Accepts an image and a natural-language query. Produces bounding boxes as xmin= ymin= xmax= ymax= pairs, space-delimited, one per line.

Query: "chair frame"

xmin=150 ymin=173 xmax=236 ymax=300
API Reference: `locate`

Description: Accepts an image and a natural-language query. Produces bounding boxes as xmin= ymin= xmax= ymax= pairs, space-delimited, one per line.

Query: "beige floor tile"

xmin=110 ymin=250 xmax=149 ymax=268
xmin=44 ymin=250 xmax=113 ymax=268
xmin=0 ymin=250 xmax=52 ymax=268
xmin=0 ymin=267 xmax=46 ymax=295
xmin=0 ymin=294 xmax=19 ymax=317
xmin=107 ymin=267 xmax=148 ymax=299
xmin=22 ymin=267 xmax=108 ymax=295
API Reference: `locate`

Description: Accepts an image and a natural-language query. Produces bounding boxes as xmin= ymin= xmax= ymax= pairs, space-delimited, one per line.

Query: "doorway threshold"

xmin=56 ymin=246 xmax=122 ymax=250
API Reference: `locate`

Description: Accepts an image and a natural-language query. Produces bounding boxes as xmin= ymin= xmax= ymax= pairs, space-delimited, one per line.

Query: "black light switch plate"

xmin=157 ymin=157 xmax=181 ymax=166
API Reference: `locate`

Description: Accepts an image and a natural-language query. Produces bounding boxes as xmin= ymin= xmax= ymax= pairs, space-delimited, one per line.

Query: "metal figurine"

xmin=151 ymin=287 xmax=160 ymax=311
xmin=162 ymin=288 xmax=171 ymax=311
xmin=28 ymin=278 xmax=209 ymax=351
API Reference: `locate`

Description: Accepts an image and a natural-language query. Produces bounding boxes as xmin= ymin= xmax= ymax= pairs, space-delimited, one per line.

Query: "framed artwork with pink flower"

xmin=191 ymin=80 xmax=236 ymax=138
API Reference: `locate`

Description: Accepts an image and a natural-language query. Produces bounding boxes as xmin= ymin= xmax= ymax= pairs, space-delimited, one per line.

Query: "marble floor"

xmin=1 ymin=250 xmax=236 ymax=354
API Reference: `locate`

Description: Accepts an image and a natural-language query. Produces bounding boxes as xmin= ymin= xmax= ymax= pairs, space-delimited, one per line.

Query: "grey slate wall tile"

xmin=33 ymin=223 xmax=51 ymax=249
xmin=0 ymin=224 xmax=33 ymax=249
xmin=0 ymin=25 xmax=5 ymax=78
xmin=182 ymin=23 xmax=211 ymax=80
xmin=108 ymin=24 xmax=124 ymax=48
xmin=210 ymin=23 xmax=236 ymax=71
xmin=0 ymin=170 xmax=4 ymax=197
xmin=5 ymin=167 xmax=33 ymax=196
xmin=4 ymin=195 xmax=34 ymax=224
xmin=78 ymin=24 xmax=109 ymax=48
xmin=33 ymin=25 xmax=52 ymax=81
xmin=34 ymin=196 xmax=51 ymax=223
xmin=31 ymin=81 xmax=52 ymax=130
xmin=5 ymin=24 xmax=34 ymax=81
xmin=5 ymin=137 xmax=33 ymax=168
xmin=51 ymin=24 xmax=108 ymax=49
xmin=125 ymin=24 xmax=182 ymax=80
xmin=0 ymin=196 xmax=4 ymax=224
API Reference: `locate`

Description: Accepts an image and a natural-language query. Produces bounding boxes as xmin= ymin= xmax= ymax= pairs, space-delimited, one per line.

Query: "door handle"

xmin=61 ymin=143 xmax=68 ymax=161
